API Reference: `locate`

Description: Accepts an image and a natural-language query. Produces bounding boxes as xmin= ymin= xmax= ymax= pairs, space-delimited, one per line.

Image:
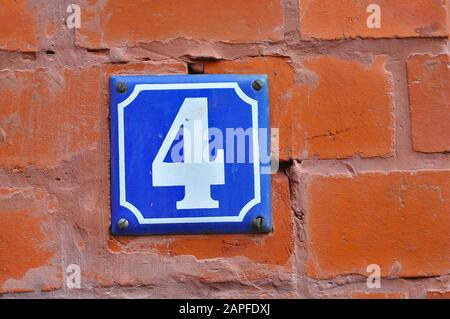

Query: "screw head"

xmin=251 ymin=216 xmax=265 ymax=232
xmin=117 ymin=218 xmax=129 ymax=230
xmin=252 ymin=79 xmax=264 ymax=91
xmin=116 ymin=81 xmax=127 ymax=93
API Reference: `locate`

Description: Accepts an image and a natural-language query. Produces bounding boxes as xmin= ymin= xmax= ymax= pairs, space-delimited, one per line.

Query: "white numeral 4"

xmin=152 ymin=98 xmax=225 ymax=209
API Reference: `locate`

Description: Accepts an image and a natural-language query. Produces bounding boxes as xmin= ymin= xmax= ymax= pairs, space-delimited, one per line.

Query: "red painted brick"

xmin=306 ymin=171 xmax=450 ymax=279
xmin=407 ymin=54 xmax=450 ymax=153
xmin=76 ymin=0 xmax=285 ymax=49
xmin=322 ymin=290 xmax=409 ymax=299
xmin=350 ymin=292 xmax=408 ymax=299
xmin=205 ymin=56 xmax=393 ymax=160
xmin=0 ymin=0 xmax=39 ymax=51
xmin=299 ymin=56 xmax=394 ymax=159
xmin=0 ymin=67 xmax=102 ymax=169
xmin=299 ymin=0 xmax=449 ymax=40
xmin=0 ymin=61 xmax=186 ymax=169
xmin=108 ymin=173 xmax=293 ymax=266
xmin=426 ymin=290 xmax=450 ymax=299
xmin=0 ymin=187 xmax=60 ymax=294
xmin=448 ymin=1 xmax=450 ymax=34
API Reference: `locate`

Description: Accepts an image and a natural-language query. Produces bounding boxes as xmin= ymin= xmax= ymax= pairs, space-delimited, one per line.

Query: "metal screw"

xmin=251 ymin=216 xmax=265 ymax=232
xmin=252 ymin=79 xmax=264 ymax=91
xmin=117 ymin=218 xmax=129 ymax=230
xmin=116 ymin=81 xmax=127 ymax=93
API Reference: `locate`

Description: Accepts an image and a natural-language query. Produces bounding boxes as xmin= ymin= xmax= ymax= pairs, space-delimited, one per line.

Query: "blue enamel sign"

xmin=110 ymin=74 xmax=271 ymax=235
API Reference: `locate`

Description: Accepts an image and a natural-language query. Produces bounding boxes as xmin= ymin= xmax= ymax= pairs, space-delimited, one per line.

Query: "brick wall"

xmin=0 ymin=0 xmax=449 ymax=298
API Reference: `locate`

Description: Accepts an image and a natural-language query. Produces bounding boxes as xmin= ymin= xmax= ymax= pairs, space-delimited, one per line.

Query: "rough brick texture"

xmin=306 ymin=171 xmax=450 ymax=279
xmin=426 ymin=290 xmax=450 ymax=299
xmin=299 ymin=0 xmax=449 ymax=40
xmin=0 ymin=67 xmax=102 ymax=169
xmin=0 ymin=187 xmax=60 ymax=293
xmin=350 ymin=292 xmax=408 ymax=299
xmin=407 ymin=54 xmax=450 ymax=153
xmin=76 ymin=0 xmax=285 ymax=48
xmin=0 ymin=0 xmax=449 ymax=299
xmin=0 ymin=0 xmax=39 ymax=52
